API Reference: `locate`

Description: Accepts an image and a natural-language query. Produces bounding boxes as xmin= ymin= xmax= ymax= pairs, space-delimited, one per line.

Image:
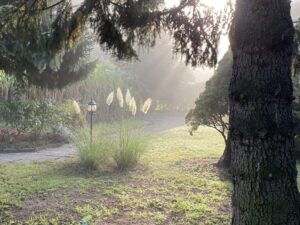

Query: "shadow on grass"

xmin=46 ymin=159 xmax=149 ymax=180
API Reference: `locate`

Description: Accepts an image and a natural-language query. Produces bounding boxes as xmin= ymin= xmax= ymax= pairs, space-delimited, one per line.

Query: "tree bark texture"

xmin=229 ymin=0 xmax=300 ymax=224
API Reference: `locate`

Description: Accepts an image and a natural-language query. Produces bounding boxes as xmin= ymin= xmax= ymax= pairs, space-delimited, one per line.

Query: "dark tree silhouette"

xmin=0 ymin=0 xmax=230 ymax=87
xmin=229 ymin=0 xmax=300 ymax=224
xmin=186 ymin=50 xmax=232 ymax=168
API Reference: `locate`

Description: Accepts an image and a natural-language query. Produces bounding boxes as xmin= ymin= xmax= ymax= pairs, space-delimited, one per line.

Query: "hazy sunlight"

xmin=165 ymin=0 xmax=229 ymax=10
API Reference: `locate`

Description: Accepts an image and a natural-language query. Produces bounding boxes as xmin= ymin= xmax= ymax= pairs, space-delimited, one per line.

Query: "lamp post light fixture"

xmin=87 ymin=100 xmax=97 ymax=144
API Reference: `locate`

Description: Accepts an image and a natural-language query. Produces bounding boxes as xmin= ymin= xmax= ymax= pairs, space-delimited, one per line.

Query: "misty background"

xmin=86 ymin=0 xmax=300 ymax=113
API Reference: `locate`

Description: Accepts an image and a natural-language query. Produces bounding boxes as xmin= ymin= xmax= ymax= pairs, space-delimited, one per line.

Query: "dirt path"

xmin=0 ymin=114 xmax=184 ymax=164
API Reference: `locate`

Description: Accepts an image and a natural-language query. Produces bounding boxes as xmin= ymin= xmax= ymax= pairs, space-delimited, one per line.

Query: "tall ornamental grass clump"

xmin=73 ymin=88 xmax=152 ymax=170
xmin=112 ymin=120 xmax=146 ymax=170
xmin=72 ymin=125 xmax=112 ymax=170
xmin=107 ymin=88 xmax=152 ymax=170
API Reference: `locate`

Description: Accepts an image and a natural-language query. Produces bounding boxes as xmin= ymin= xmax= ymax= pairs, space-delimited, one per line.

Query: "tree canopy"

xmin=0 ymin=1 xmax=97 ymax=88
xmin=186 ymin=50 xmax=231 ymax=136
xmin=186 ymin=50 xmax=232 ymax=167
xmin=0 ymin=0 xmax=232 ymax=88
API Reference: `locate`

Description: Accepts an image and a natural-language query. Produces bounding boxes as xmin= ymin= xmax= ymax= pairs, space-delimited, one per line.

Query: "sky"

xmin=72 ymin=0 xmax=300 ymax=21
xmin=72 ymin=0 xmax=228 ymax=10
xmin=293 ymin=0 xmax=300 ymax=19
xmin=164 ymin=0 xmax=300 ymax=54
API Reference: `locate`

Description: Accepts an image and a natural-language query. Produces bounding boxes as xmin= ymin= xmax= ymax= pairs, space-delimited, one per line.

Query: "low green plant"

xmin=72 ymin=125 xmax=112 ymax=170
xmin=57 ymin=100 xmax=86 ymax=130
xmin=0 ymin=99 xmax=61 ymax=139
xmin=112 ymin=120 xmax=146 ymax=170
xmin=73 ymin=88 xmax=151 ymax=170
xmin=106 ymin=88 xmax=151 ymax=170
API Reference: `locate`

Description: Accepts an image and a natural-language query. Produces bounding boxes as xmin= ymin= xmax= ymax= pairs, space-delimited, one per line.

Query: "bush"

xmin=57 ymin=100 xmax=86 ymax=130
xmin=0 ymin=99 xmax=86 ymax=145
xmin=72 ymin=125 xmax=112 ymax=170
xmin=0 ymin=99 xmax=61 ymax=138
xmin=73 ymin=88 xmax=150 ymax=170
xmin=72 ymin=121 xmax=146 ymax=170
xmin=111 ymin=120 xmax=145 ymax=170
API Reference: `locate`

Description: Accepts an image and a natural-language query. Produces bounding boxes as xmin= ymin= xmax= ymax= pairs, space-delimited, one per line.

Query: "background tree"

xmin=186 ymin=50 xmax=232 ymax=168
xmin=187 ymin=44 xmax=300 ymax=169
xmin=0 ymin=71 xmax=15 ymax=101
xmin=229 ymin=0 xmax=300 ymax=224
xmin=0 ymin=1 xmax=96 ymax=88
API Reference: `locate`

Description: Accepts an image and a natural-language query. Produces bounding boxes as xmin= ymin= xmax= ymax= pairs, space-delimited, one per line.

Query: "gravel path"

xmin=0 ymin=115 xmax=184 ymax=164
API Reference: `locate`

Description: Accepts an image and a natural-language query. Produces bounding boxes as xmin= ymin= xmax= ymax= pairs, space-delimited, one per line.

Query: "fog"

xmin=293 ymin=0 xmax=300 ymax=19
xmin=89 ymin=1 xmax=300 ymax=111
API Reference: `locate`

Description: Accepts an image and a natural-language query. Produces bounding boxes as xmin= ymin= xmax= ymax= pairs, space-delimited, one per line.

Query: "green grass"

xmin=1 ymin=126 xmax=297 ymax=224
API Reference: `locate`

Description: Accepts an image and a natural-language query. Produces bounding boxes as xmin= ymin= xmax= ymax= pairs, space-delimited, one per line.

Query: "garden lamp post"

xmin=87 ymin=100 xmax=97 ymax=144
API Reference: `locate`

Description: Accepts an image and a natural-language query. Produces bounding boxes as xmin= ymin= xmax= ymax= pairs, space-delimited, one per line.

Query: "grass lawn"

xmin=0 ymin=126 xmax=298 ymax=225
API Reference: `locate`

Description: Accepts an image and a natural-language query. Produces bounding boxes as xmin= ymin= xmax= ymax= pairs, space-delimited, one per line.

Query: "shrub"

xmin=73 ymin=88 xmax=151 ymax=171
xmin=106 ymin=88 xmax=151 ymax=170
xmin=111 ymin=120 xmax=146 ymax=170
xmin=72 ymin=121 xmax=146 ymax=170
xmin=0 ymin=99 xmax=61 ymax=138
xmin=72 ymin=125 xmax=112 ymax=170
xmin=57 ymin=100 xmax=86 ymax=130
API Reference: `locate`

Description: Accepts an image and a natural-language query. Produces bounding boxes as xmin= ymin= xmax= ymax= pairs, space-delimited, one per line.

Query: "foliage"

xmin=72 ymin=121 xmax=145 ymax=170
xmin=186 ymin=50 xmax=232 ymax=142
xmin=106 ymin=88 xmax=152 ymax=169
xmin=88 ymin=0 xmax=231 ymax=66
xmin=72 ymin=125 xmax=112 ymax=170
xmin=26 ymin=35 xmax=97 ymax=89
xmin=112 ymin=120 xmax=146 ymax=170
xmin=57 ymin=100 xmax=86 ymax=131
xmin=72 ymin=88 xmax=151 ymax=170
xmin=0 ymin=71 xmax=15 ymax=100
xmin=0 ymin=99 xmax=61 ymax=138
xmin=0 ymin=98 xmax=85 ymax=144
xmin=0 ymin=1 xmax=96 ymax=88
xmin=23 ymin=62 xmax=123 ymax=122
xmin=0 ymin=0 xmax=233 ymax=89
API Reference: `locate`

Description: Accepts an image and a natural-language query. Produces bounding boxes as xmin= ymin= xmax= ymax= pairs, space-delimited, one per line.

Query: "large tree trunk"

xmin=229 ymin=0 xmax=300 ymax=224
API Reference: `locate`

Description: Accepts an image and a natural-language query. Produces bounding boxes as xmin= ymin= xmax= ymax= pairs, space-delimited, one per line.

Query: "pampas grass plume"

xmin=106 ymin=91 xmax=114 ymax=106
xmin=142 ymin=98 xmax=152 ymax=114
xmin=72 ymin=100 xmax=81 ymax=114
xmin=117 ymin=87 xmax=124 ymax=108
xmin=125 ymin=89 xmax=132 ymax=106
xmin=129 ymin=97 xmax=137 ymax=116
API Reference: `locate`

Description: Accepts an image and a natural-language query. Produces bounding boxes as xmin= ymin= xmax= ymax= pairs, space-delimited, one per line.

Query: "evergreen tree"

xmin=186 ymin=50 xmax=232 ymax=168
xmin=0 ymin=0 xmax=96 ymax=88
xmin=0 ymin=0 xmax=230 ymax=87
